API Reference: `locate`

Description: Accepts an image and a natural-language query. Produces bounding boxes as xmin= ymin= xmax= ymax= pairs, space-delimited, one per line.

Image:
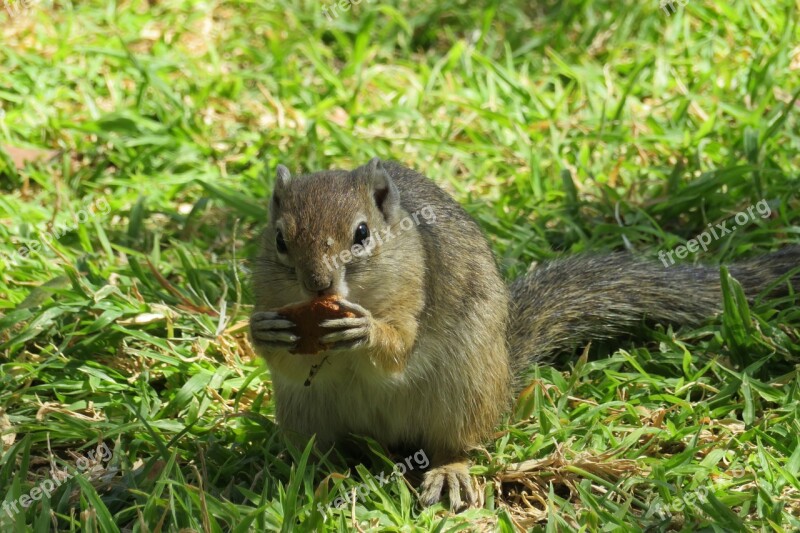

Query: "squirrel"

xmin=250 ymin=157 xmax=800 ymax=510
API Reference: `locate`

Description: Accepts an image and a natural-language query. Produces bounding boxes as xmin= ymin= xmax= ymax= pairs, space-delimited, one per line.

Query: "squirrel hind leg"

xmin=419 ymin=460 xmax=478 ymax=511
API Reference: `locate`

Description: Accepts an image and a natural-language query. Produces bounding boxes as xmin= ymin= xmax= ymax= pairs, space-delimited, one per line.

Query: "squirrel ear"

xmin=272 ymin=164 xmax=291 ymax=209
xmin=363 ymin=157 xmax=401 ymax=220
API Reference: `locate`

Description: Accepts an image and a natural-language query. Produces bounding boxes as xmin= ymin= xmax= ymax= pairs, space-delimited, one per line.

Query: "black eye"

xmin=276 ymin=230 xmax=288 ymax=253
xmin=353 ymin=222 xmax=370 ymax=245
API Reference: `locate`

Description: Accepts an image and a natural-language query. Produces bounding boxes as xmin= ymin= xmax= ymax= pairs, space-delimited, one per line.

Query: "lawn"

xmin=1 ymin=0 xmax=799 ymax=531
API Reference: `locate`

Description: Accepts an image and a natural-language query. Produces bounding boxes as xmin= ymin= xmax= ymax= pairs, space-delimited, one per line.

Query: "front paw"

xmin=319 ymin=300 xmax=374 ymax=350
xmin=250 ymin=311 xmax=297 ymax=350
xmin=420 ymin=462 xmax=478 ymax=511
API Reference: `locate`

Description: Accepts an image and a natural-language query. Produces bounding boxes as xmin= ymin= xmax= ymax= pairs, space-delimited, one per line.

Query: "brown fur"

xmin=251 ymin=159 xmax=799 ymax=510
xmin=251 ymin=159 xmax=509 ymax=509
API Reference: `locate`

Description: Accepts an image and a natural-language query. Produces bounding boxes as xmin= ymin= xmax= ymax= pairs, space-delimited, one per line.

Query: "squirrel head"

xmin=261 ymin=157 xmax=422 ymax=302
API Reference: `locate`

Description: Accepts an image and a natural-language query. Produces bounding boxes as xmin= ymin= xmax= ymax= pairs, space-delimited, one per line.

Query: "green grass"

xmin=1 ymin=0 xmax=799 ymax=531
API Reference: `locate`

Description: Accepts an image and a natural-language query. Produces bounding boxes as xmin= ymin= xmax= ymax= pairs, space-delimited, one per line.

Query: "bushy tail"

xmin=507 ymin=247 xmax=800 ymax=372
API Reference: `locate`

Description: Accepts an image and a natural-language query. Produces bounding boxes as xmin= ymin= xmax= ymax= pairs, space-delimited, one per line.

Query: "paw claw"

xmin=250 ymin=311 xmax=297 ymax=348
xmin=317 ymin=300 xmax=373 ymax=350
xmin=420 ymin=463 xmax=477 ymax=511
xmin=320 ymin=317 xmax=368 ymax=329
xmin=320 ymin=327 xmax=370 ymax=344
xmin=336 ymin=300 xmax=370 ymax=317
xmin=420 ymin=472 xmax=445 ymax=507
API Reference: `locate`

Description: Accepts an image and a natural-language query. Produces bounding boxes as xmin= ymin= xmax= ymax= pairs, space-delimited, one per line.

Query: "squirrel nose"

xmin=303 ymin=275 xmax=333 ymax=295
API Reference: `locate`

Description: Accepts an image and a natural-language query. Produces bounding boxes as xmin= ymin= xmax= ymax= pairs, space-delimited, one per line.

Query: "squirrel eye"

xmin=353 ymin=222 xmax=370 ymax=246
xmin=276 ymin=230 xmax=288 ymax=253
